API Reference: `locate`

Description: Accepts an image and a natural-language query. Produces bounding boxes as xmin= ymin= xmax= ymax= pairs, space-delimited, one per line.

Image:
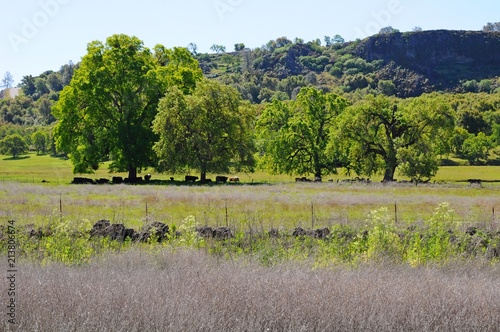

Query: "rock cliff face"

xmin=354 ymin=30 xmax=500 ymax=89
xmin=356 ymin=30 xmax=500 ymax=68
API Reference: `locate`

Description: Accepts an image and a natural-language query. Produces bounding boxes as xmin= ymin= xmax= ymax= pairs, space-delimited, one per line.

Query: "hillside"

xmin=199 ymin=30 xmax=500 ymax=100
xmin=1 ymin=30 xmax=499 ymax=127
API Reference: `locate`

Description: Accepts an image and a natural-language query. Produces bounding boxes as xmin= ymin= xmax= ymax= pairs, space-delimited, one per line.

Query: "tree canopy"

xmin=53 ymin=34 xmax=202 ymax=180
xmin=332 ymin=94 xmax=455 ymax=182
xmin=153 ymin=79 xmax=255 ymax=182
xmin=256 ymin=87 xmax=349 ymax=180
xmin=0 ymin=133 xmax=27 ymax=158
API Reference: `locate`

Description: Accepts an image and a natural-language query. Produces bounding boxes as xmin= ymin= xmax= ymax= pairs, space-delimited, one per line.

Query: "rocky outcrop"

xmin=353 ymin=30 xmax=500 ymax=90
xmin=355 ymin=30 xmax=500 ymax=69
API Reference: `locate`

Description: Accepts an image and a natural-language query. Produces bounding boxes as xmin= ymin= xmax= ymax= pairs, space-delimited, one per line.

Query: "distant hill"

xmin=199 ymin=29 xmax=500 ymax=100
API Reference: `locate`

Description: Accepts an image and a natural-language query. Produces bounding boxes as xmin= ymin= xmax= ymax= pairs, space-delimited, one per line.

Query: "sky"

xmin=1 ymin=0 xmax=499 ymax=86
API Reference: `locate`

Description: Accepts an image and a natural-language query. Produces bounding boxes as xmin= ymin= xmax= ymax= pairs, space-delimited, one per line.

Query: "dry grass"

xmin=2 ymin=249 xmax=499 ymax=331
xmin=1 ymin=182 xmax=499 ymax=231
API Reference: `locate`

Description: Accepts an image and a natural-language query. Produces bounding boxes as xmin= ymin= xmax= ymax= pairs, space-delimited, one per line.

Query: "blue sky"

xmin=1 ymin=0 xmax=499 ymax=86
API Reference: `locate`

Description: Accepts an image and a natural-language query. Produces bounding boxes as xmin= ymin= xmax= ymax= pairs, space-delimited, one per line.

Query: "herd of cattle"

xmin=71 ymin=175 xmax=371 ymax=185
xmin=71 ymin=175 xmax=240 ymax=185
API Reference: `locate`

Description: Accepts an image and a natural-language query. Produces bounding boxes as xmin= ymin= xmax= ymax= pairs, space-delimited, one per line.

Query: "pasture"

xmin=1 ymin=153 xmax=500 ymax=330
xmin=1 ymin=153 xmax=499 ymax=231
xmin=2 ymin=153 xmax=500 ymax=184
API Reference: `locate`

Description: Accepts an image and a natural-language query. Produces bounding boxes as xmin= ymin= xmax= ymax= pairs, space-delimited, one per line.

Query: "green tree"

xmin=31 ymin=130 xmax=49 ymax=155
xmin=324 ymin=36 xmax=332 ymax=47
xmin=377 ymin=80 xmax=396 ymax=96
xmin=334 ymin=94 xmax=454 ymax=182
xmin=153 ymin=79 xmax=255 ymax=182
xmin=210 ymin=44 xmax=226 ymax=54
xmin=257 ymin=87 xmax=348 ymax=180
xmin=461 ymin=132 xmax=493 ymax=165
xmin=0 ymin=134 xmax=27 ymax=158
xmin=493 ymin=124 xmax=500 ymax=146
xmin=234 ymin=43 xmax=246 ymax=51
xmin=332 ymin=34 xmax=345 ymax=44
xmin=20 ymin=75 xmax=36 ymax=96
xmin=449 ymin=127 xmax=470 ymax=155
xmin=46 ymin=72 xmax=63 ymax=92
xmin=53 ymin=34 xmax=202 ymax=180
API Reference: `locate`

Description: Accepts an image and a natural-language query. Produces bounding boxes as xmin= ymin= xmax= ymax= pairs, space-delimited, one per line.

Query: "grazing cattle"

xmin=144 ymin=174 xmax=151 ymax=181
xmin=229 ymin=176 xmax=240 ymax=182
xmin=185 ymin=175 xmax=199 ymax=182
xmin=216 ymin=176 xmax=228 ymax=183
xmin=340 ymin=177 xmax=371 ymax=184
xmin=96 ymin=178 xmax=109 ymax=184
xmin=295 ymin=177 xmax=312 ymax=182
xmin=124 ymin=177 xmax=142 ymax=184
xmin=112 ymin=176 xmax=123 ymax=184
xmin=468 ymin=179 xmax=482 ymax=187
xmin=71 ymin=177 xmax=95 ymax=184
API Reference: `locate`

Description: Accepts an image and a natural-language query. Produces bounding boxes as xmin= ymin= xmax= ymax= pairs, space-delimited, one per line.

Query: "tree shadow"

xmin=2 ymin=155 xmax=31 ymax=161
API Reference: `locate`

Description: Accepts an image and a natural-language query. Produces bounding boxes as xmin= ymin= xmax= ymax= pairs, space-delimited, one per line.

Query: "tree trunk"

xmin=383 ymin=155 xmax=397 ymax=182
xmin=200 ymin=171 xmax=207 ymax=183
xmin=128 ymin=165 xmax=137 ymax=182
xmin=314 ymin=169 xmax=322 ymax=182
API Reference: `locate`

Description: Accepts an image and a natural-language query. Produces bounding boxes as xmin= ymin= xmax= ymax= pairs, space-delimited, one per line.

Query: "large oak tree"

xmin=53 ymin=34 xmax=201 ymax=180
xmin=153 ymin=79 xmax=255 ymax=182
xmin=332 ymin=94 xmax=455 ymax=182
xmin=256 ymin=87 xmax=348 ymax=180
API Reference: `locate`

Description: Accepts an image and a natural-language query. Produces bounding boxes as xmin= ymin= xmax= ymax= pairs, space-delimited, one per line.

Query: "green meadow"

xmin=1 ymin=152 xmax=499 ymax=184
xmin=1 ymin=153 xmax=499 ymax=232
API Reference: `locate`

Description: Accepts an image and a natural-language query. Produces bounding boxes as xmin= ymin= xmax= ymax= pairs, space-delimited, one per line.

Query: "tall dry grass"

xmin=2 ymin=249 xmax=499 ymax=331
xmin=2 ymin=182 xmax=499 ymax=230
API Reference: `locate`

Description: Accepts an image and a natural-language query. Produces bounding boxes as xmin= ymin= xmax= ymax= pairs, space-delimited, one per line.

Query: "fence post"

xmin=225 ymin=200 xmax=228 ymax=227
xmin=59 ymin=194 xmax=63 ymax=222
xmin=311 ymin=202 xmax=315 ymax=229
xmin=394 ymin=201 xmax=398 ymax=224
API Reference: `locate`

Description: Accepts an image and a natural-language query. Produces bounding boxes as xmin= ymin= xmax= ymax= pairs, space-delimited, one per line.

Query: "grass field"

xmin=1 ymin=153 xmax=500 ymax=330
xmin=1 ymin=152 xmax=500 ymax=183
xmin=1 ymin=153 xmax=499 ymax=230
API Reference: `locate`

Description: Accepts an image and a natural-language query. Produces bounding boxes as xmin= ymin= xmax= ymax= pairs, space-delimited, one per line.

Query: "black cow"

xmin=216 ymin=176 xmax=228 ymax=183
xmin=185 ymin=175 xmax=199 ymax=182
xmin=71 ymin=177 xmax=95 ymax=184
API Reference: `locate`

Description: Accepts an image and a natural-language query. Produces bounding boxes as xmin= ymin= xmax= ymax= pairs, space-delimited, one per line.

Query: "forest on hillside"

xmin=0 ymin=30 xmax=499 ymax=181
